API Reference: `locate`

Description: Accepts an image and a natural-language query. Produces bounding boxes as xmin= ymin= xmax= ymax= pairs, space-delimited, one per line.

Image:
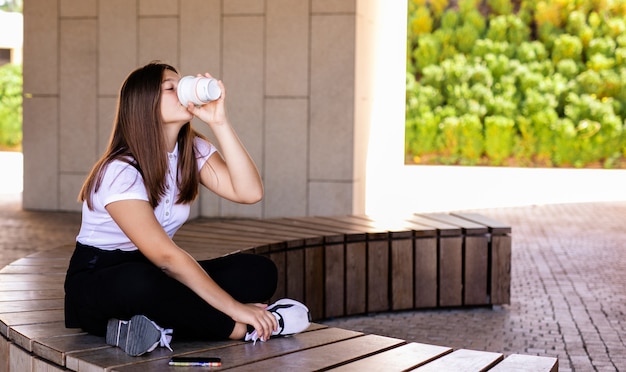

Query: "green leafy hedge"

xmin=0 ymin=63 xmax=22 ymax=151
xmin=406 ymin=0 xmax=626 ymax=168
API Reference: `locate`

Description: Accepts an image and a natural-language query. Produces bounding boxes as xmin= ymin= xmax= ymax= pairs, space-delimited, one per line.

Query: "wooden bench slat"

xmin=0 ymin=265 xmax=68 ymax=275
xmin=288 ymin=216 xmax=374 ymax=235
xmin=0 ymin=255 xmax=71 ymax=267
xmin=0 ymin=281 xmax=65 ymax=292
xmin=65 ymin=338 xmax=240 ymax=372
xmin=328 ymin=342 xmax=453 ymax=371
xmin=366 ymin=238 xmax=389 ymax=312
xmin=390 ymin=237 xmax=413 ymax=310
xmin=0 ymin=273 xmax=66 ymax=282
xmin=418 ymin=213 xmax=490 ymax=234
xmin=490 ymin=234 xmax=512 ymax=304
xmin=0 ymin=289 xmax=64 ymax=302
xmin=490 ymin=353 xmax=559 ymax=372
xmin=175 ymin=222 xmax=304 ymax=243
xmin=408 ymin=214 xmax=463 ymax=236
xmin=87 ymin=326 xmax=359 ymax=372
xmin=226 ymin=334 xmax=405 ymax=371
xmin=464 ymin=235 xmax=490 ymax=305
xmin=19 ymin=246 xmax=73 ymax=258
xmin=0 ymin=298 xmax=64 ymax=314
xmin=305 ymin=215 xmax=384 ymax=239
xmin=439 ymin=236 xmax=464 ymax=307
xmin=1 ymin=309 xmax=65 ymax=338
xmin=415 ymin=348 xmax=503 ymax=371
xmin=10 ymin=321 xmax=83 ymax=352
xmin=33 ymin=332 xmax=100 ymax=368
xmin=217 ymin=219 xmax=328 ymax=243
xmin=452 ymin=213 xmax=512 ymax=234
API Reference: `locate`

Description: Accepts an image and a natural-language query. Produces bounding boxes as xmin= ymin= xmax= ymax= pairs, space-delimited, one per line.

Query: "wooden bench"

xmin=0 ymin=214 xmax=558 ymax=371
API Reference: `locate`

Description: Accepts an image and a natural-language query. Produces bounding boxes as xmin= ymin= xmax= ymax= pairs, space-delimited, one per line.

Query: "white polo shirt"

xmin=76 ymin=137 xmax=216 ymax=251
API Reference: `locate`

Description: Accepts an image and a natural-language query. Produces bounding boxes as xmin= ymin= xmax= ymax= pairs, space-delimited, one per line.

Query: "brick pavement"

xmin=1 ymin=195 xmax=625 ymax=371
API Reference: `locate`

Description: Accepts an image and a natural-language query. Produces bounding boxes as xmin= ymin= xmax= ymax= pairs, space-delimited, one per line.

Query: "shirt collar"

xmin=168 ymin=142 xmax=179 ymax=159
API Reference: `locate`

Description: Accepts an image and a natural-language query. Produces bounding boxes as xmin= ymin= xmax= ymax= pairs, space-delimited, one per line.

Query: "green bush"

xmin=484 ymin=115 xmax=515 ymax=165
xmin=437 ymin=116 xmax=462 ymax=164
xmin=406 ymin=1 xmax=626 ymax=168
xmin=0 ymin=64 xmax=22 ymax=150
xmin=458 ymin=114 xmax=484 ymax=164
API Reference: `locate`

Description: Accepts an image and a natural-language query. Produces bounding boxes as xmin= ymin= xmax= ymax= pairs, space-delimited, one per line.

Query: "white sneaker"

xmin=245 ymin=298 xmax=311 ymax=344
xmin=105 ymin=315 xmax=173 ymax=356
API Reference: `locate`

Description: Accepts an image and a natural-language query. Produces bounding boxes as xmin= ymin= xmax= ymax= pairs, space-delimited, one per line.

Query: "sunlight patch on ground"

xmin=0 ymin=152 xmax=22 ymax=194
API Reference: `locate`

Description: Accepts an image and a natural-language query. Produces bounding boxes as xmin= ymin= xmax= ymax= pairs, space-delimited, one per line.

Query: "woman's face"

xmin=160 ymin=69 xmax=193 ymax=125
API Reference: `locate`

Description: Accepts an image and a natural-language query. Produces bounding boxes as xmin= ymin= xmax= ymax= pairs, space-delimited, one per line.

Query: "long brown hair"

xmin=79 ymin=62 xmax=203 ymax=209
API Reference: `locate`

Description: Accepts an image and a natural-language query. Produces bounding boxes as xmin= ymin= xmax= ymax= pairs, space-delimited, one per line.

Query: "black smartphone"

xmin=168 ymin=357 xmax=221 ymax=367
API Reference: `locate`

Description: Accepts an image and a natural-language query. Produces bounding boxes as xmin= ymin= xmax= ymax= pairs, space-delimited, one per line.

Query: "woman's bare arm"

xmin=105 ymin=199 xmax=277 ymax=340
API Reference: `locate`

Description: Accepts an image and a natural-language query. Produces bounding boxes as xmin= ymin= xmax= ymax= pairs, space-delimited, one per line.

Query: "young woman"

xmin=64 ymin=62 xmax=309 ymax=356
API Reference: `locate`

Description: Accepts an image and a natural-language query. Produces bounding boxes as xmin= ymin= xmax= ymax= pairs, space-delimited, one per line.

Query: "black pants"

xmin=64 ymin=242 xmax=277 ymax=340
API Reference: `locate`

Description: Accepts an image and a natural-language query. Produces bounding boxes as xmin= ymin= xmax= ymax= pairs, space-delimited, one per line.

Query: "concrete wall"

xmin=22 ymin=0 xmax=384 ymax=218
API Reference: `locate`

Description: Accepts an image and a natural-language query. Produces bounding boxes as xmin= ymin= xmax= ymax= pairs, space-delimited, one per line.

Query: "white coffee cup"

xmin=177 ymin=76 xmax=222 ymax=106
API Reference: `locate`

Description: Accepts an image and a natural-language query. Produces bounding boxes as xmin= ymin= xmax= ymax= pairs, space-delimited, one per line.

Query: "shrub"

xmin=586 ymin=37 xmax=617 ymax=60
xmin=405 ymin=0 xmax=626 ymax=168
xmin=487 ymin=0 xmax=514 ymax=16
xmin=406 ymin=110 xmax=440 ymax=159
xmin=0 ymin=64 xmax=22 ymax=150
xmin=460 ymin=8 xmax=486 ymax=35
xmin=458 ymin=114 xmax=484 ymax=164
xmin=552 ymin=34 xmax=584 ymax=64
xmin=516 ymin=41 xmax=548 ymax=63
xmin=484 ymin=115 xmax=515 ymax=165
xmin=556 ymin=58 xmax=580 ymax=79
xmin=413 ymin=34 xmax=441 ymax=73
xmin=455 ymin=23 xmax=481 ymax=54
xmin=486 ymin=15 xmax=509 ymax=42
xmin=437 ymin=116 xmax=461 ymax=164
xmin=551 ymin=118 xmax=577 ymax=166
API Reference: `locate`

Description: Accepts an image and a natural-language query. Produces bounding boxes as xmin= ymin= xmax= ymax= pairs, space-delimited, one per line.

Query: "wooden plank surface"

xmin=452 ymin=213 xmax=512 ymax=234
xmin=414 ymin=237 xmax=438 ymax=308
xmin=419 ymin=213 xmax=490 ymax=235
xmin=390 ymin=238 xmax=413 ymax=310
xmin=112 ymin=327 xmax=362 ymax=372
xmin=490 ymin=353 xmax=559 ymax=372
xmin=367 ymin=238 xmax=389 ymax=313
xmin=328 ymin=342 xmax=453 ymax=371
xmin=1 ymin=310 xmax=65 ymax=339
xmin=345 ymin=240 xmax=367 ymax=315
xmin=415 ymin=348 xmax=503 ymax=371
xmin=33 ymin=333 xmax=110 ymax=368
xmin=438 ymin=236 xmax=463 ymax=307
xmin=226 ymin=334 xmax=405 ymax=371
xmin=464 ymin=235 xmax=490 ymax=305
xmin=408 ymin=215 xmax=462 ymax=236
xmin=10 ymin=321 xmax=83 ymax=352
xmin=0 ymin=333 xmax=10 ymax=372
xmin=325 ymin=241 xmax=345 ymax=318
xmin=491 ymin=235 xmax=512 ymax=304
xmin=0 ymin=298 xmax=64 ymax=315
xmin=305 ymin=245 xmax=325 ymax=319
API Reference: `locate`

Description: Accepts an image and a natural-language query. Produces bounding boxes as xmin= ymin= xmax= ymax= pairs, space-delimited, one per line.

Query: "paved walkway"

xmin=1 ymin=193 xmax=625 ymax=371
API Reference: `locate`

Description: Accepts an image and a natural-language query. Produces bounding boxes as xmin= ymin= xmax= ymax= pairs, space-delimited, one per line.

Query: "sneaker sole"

xmin=105 ymin=315 xmax=161 ymax=356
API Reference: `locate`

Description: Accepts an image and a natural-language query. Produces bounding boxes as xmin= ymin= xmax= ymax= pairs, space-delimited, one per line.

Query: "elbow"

xmin=149 ymin=250 xmax=181 ymax=277
xmin=238 ymin=182 xmax=264 ymax=204
xmin=241 ymin=187 xmax=264 ymax=204
xmin=151 ymin=251 xmax=179 ymax=275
